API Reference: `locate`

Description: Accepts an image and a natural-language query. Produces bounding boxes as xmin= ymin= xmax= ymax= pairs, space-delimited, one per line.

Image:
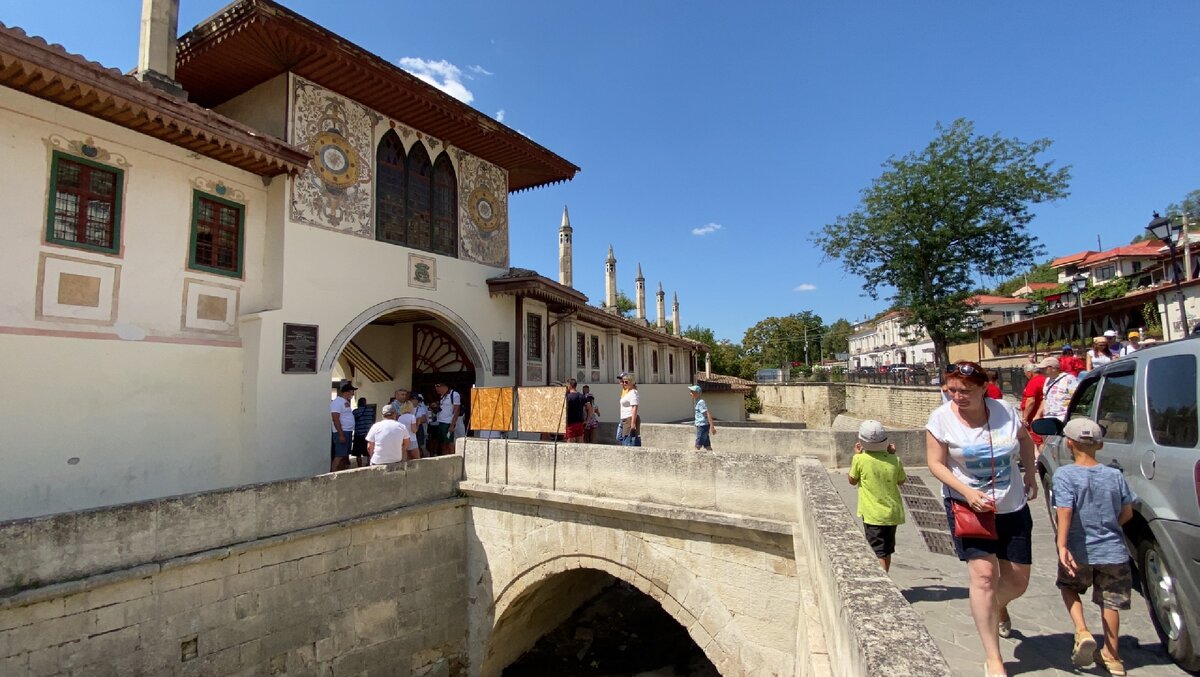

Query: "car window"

xmin=1096 ymin=370 xmax=1136 ymax=443
xmin=1147 ymin=354 xmax=1199 ymax=448
xmin=1067 ymin=376 xmax=1099 ymax=421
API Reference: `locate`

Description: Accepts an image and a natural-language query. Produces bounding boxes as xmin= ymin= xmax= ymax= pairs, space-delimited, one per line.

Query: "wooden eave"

xmin=0 ymin=23 xmax=309 ymax=177
xmin=486 ymin=273 xmax=704 ymax=351
xmin=176 ymin=0 xmax=580 ymax=193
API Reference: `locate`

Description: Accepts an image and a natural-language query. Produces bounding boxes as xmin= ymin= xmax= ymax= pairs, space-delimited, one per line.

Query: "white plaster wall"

xmin=0 ymin=335 xmax=245 ymax=519
xmin=586 ymin=383 xmax=695 ymax=423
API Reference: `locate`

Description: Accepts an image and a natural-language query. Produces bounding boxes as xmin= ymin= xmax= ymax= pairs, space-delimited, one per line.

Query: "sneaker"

xmin=1071 ymin=631 xmax=1096 ymax=667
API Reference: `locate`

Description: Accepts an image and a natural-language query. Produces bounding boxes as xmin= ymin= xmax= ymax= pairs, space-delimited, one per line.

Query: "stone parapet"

xmin=639 ymin=423 xmax=927 ymax=469
xmin=757 ymin=383 xmax=942 ymax=429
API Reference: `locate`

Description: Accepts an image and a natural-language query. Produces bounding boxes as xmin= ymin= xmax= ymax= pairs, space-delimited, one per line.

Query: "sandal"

xmin=1099 ymin=651 xmax=1125 ymax=676
xmin=1070 ymin=631 xmax=1096 ymax=667
xmin=997 ymin=607 xmax=1012 ymax=638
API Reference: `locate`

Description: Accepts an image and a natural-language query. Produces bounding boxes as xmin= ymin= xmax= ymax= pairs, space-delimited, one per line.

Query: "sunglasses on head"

xmin=944 ymin=362 xmax=981 ymax=376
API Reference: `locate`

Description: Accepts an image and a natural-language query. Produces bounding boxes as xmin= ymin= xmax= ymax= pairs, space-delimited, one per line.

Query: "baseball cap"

xmin=1063 ymin=418 xmax=1104 ymax=443
xmin=687 ymin=385 xmax=702 ymax=393
xmin=1104 ymin=329 xmax=1117 ymax=339
xmin=1061 ymin=344 xmax=1074 ymax=353
xmin=339 ymin=382 xmax=358 ymax=393
xmin=857 ymin=420 xmax=889 ymax=452
xmin=382 ymin=403 xmax=398 ymax=417
xmin=1038 ymin=356 xmax=1060 ymax=370
xmin=1128 ymin=330 xmax=1140 ymax=339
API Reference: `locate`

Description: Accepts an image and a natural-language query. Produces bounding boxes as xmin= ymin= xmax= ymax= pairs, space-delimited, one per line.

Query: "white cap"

xmin=857 ymin=420 xmax=889 ymax=452
xmin=1104 ymin=329 xmax=1117 ymax=339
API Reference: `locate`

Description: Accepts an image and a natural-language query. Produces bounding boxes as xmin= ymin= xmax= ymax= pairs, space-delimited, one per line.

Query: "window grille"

xmin=47 ymin=153 xmax=121 ymax=253
xmin=190 ymin=192 xmax=244 ymax=276
xmin=526 ymin=313 xmax=542 ymax=361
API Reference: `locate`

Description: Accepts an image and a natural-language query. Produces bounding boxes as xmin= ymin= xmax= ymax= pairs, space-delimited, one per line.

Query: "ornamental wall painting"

xmin=456 ymin=151 xmax=509 ymax=268
xmin=289 ymin=77 xmax=376 ymax=236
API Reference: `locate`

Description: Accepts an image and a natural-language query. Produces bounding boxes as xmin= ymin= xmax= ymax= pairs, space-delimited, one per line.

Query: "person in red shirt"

xmin=985 ymin=370 xmax=1003 ymax=399
xmin=1058 ymin=345 xmax=1085 ymax=377
xmin=1021 ymin=363 xmax=1048 ymax=448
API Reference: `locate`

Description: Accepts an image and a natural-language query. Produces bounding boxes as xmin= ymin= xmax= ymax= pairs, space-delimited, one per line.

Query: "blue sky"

xmin=8 ymin=1 xmax=1199 ymax=342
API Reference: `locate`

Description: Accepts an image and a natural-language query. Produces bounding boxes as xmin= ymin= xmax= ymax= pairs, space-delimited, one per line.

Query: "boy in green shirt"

xmin=848 ymin=420 xmax=906 ymax=572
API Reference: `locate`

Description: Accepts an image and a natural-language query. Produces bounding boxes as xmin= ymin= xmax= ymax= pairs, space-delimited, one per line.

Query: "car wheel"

xmin=1139 ymin=536 xmax=1200 ymax=670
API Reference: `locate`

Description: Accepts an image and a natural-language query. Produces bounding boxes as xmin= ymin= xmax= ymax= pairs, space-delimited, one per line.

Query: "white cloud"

xmin=691 ymin=222 xmax=722 ymax=236
xmin=398 ymin=57 xmax=475 ymax=103
xmin=793 ymin=284 xmax=817 ymax=292
xmin=495 ymin=109 xmax=506 ymax=122
xmin=469 ymin=65 xmax=494 ymax=76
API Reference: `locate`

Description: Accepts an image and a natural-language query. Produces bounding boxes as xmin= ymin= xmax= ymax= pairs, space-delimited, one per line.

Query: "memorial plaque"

xmin=282 ymin=323 xmax=319 ymax=374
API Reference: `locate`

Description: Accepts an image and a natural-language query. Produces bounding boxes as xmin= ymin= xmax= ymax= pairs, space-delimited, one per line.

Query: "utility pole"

xmin=803 ymin=325 xmax=809 ymax=366
xmin=1183 ymin=212 xmax=1192 ymax=282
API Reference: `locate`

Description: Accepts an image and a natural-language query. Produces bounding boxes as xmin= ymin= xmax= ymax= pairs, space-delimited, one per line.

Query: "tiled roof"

xmin=0 ymin=22 xmax=309 ymax=176
xmin=1011 ymin=282 xmax=1058 ymax=295
xmin=1050 ymin=250 xmax=1095 ymax=268
xmin=967 ymin=294 xmax=1028 ymax=306
xmin=695 ymin=372 xmax=756 ymax=393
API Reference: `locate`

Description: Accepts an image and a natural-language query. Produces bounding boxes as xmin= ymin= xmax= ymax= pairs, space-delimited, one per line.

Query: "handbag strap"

xmin=985 ymin=404 xmax=996 ymax=505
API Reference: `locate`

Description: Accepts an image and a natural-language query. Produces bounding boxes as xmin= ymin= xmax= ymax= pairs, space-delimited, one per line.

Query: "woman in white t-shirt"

xmin=617 ymin=374 xmax=640 ymax=447
xmin=926 ymin=361 xmax=1037 ymax=677
xmin=1085 ymin=337 xmax=1113 ymax=371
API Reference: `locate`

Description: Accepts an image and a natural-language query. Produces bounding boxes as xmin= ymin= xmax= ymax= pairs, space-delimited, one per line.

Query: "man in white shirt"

xmin=365 ymin=403 xmax=410 ymax=466
xmin=329 ymin=382 xmax=357 ymax=472
xmin=433 ymin=381 xmax=461 ymax=456
xmin=1119 ymin=330 xmax=1141 ymax=356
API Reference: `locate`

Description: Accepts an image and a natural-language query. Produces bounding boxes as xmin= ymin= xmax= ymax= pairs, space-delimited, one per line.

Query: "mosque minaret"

xmin=604 ymin=245 xmax=618 ymax=313
xmin=656 ymin=282 xmax=666 ymax=330
xmin=558 ymin=206 xmax=573 ymax=287
xmin=635 ymin=263 xmax=646 ymax=323
xmin=672 ymin=292 xmax=681 ymax=336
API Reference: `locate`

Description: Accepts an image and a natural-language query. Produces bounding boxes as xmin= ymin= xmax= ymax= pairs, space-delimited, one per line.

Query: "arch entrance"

xmin=321 ymin=298 xmax=484 ymax=429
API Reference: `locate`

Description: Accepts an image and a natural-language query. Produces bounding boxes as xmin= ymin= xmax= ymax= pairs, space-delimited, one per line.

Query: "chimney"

xmin=136 ymin=0 xmax=186 ymax=97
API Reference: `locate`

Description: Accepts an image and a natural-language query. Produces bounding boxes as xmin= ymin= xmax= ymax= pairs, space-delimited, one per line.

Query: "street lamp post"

xmin=1147 ymin=212 xmax=1189 ymax=336
xmin=1070 ymin=273 xmax=1088 ymax=343
xmin=1026 ymin=300 xmax=1040 ymax=360
xmin=967 ymin=313 xmax=984 ymax=362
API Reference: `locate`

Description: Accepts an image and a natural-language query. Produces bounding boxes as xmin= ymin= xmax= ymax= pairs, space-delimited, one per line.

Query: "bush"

xmin=744 ymin=394 xmax=763 ymax=414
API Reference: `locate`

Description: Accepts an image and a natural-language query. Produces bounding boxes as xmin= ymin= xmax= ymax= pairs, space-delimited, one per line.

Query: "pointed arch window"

xmin=406 ymin=143 xmax=433 ymax=251
xmin=375 ymin=131 xmax=406 ymax=245
xmin=431 ymin=153 xmax=457 ymax=257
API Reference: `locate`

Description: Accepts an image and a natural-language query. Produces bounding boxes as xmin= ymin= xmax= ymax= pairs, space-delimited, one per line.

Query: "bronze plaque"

xmin=282 ymin=323 xmax=319 ymax=374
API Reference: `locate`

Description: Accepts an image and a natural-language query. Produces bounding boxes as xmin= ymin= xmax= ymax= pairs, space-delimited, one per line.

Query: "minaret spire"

xmin=558 ymin=206 xmax=573 ymax=287
xmin=605 ymin=245 xmax=618 ymax=313
xmin=635 ymin=263 xmax=646 ymax=323
xmin=672 ymin=292 xmax=681 ymax=336
xmin=656 ymin=282 xmax=666 ymax=330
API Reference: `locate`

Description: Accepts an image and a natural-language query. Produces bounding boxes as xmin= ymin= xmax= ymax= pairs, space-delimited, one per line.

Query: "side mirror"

xmin=1031 ymin=417 xmax=1064 ymax=436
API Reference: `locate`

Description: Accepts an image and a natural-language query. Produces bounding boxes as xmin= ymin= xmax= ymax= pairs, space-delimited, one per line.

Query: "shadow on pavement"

xmin=902 ymin=584 xmax=969 ymax=603
xmin=1010 ymin=632 xmax=1177 ymax=675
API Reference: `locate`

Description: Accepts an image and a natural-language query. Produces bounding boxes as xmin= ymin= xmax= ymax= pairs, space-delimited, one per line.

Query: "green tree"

xmin=813 ymin=119 xmax=1070 ymax=365
xmin=682 ymin=325 xmax=748 ymax=377
xmin=992 ymin=260 xmax=1059 ymax=297
xmin=600 ymin=290 xmax=636 ymax=318
xmin=820 ymin=318 xmax=853 ymax=360
xmin=742 ymin=312 xmax=824 ymax=370
xmin=1131 ymin=188 xmax=1200 ymax=242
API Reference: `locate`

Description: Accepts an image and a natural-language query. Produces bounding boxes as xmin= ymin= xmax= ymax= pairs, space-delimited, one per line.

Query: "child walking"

xmin=687 ymin=385 xmax=715 ymax=450
xmin=848 ymin=420 xmax=905 ymax=572
xmin=1053 ymin=418 xmax=1137 ymax=674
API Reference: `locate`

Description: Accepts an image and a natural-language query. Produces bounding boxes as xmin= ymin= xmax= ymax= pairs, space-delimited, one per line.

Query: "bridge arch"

xmin=482 ymin=545 xmax=760 ymax=677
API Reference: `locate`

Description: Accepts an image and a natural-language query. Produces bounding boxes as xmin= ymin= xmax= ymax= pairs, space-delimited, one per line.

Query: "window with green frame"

xmin=45 ymin=151 xmax=123 ymax=254
xmin=189 ymin=191 xmax=245 ymax=277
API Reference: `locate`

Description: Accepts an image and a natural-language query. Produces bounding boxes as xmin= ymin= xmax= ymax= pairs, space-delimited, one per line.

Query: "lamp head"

xmin=1147 ymin=211 xmax=1173 ymax=242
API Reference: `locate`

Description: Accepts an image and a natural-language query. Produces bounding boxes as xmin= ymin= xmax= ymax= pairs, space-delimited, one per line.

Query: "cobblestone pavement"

xmin=829 ymin=467 xmax=1192 ymax=676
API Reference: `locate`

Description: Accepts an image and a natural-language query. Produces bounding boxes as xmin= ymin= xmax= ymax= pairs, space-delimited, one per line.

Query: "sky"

xmin=7 ymin=1 xmax=1199 ymax=342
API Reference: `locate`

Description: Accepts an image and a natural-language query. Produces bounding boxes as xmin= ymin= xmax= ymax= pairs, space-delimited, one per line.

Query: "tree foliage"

xmin=992 ymin=260 xmax=1059 ymax=297
xmin=681 ymin=325 xmax=751 ymax=378
xmin=820 ymin=318 xmax=853 ymax=360
xmin=741 ymin=312 xmax=825 ymax=369
xmin=812 ymin=119 xmax=1070 ymax=365
xmin=600 ymin=290 xmax=637 ymax=318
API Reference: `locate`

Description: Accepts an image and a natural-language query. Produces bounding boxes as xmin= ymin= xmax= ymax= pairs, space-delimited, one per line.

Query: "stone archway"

xmin=319 ymin=296 xmax=489 ymax=378
xmin=480 ymin=552 xmax=753 ymax=677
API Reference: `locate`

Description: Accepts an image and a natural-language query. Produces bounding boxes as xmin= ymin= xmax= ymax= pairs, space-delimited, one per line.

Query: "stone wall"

xmin=757 ymin=383 xmax=942 ymax=429
xmin=0 ymin=458 xmax=467 ymax=676
xmin=639 ymin=423 xmax=927 ymax=469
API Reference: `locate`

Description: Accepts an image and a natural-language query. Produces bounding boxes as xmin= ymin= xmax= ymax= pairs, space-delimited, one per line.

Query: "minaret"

xmin=635 ymin=263 xmax=646 ymax=323
xmin=656 ymin=282 xmax=666 ymax=330
xmin=558 ymin=206 xmax=573 ymax=287
xmin=672 ymin=292 xmax=681 ymax=336
xmin=605 ymin=245 xmax=617 ymax=312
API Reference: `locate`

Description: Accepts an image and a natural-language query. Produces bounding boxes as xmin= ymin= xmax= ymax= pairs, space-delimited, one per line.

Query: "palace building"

xmin=0 ymin=0 xmax=706 ymax=520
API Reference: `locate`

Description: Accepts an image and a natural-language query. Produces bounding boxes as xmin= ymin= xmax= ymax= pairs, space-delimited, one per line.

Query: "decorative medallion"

xmin=408 ymin=253 xmax=437 ymax=290
xmin=191 ymin=176 xmax=246 ymax=201
xmin=468 ymin=186 xmax=499 ymax=232
xmin=44 ymin=135 xmax=132 ymax=169
xmin=310 ymin=130 xmax=360 ymax=188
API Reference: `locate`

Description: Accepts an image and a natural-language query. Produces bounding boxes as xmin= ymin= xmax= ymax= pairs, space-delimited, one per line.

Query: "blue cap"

xmin=1061 ymin=344 xmax=1073 ymax=352
xmin=687 ymin=385 xmax=702 ymax=393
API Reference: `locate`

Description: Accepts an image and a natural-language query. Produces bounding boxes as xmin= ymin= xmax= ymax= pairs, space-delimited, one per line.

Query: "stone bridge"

xmin=0 ymin=443 xmax=950 ymax=677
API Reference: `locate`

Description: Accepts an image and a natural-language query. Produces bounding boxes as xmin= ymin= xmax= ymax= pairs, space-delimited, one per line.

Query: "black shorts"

xmin=863 ymin=523 xmax=897 ymax=558
xmin=943 ymin=498 xmax=1033 ymax=564
xmin=352 ymin=436 xmax=369 ymax=456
